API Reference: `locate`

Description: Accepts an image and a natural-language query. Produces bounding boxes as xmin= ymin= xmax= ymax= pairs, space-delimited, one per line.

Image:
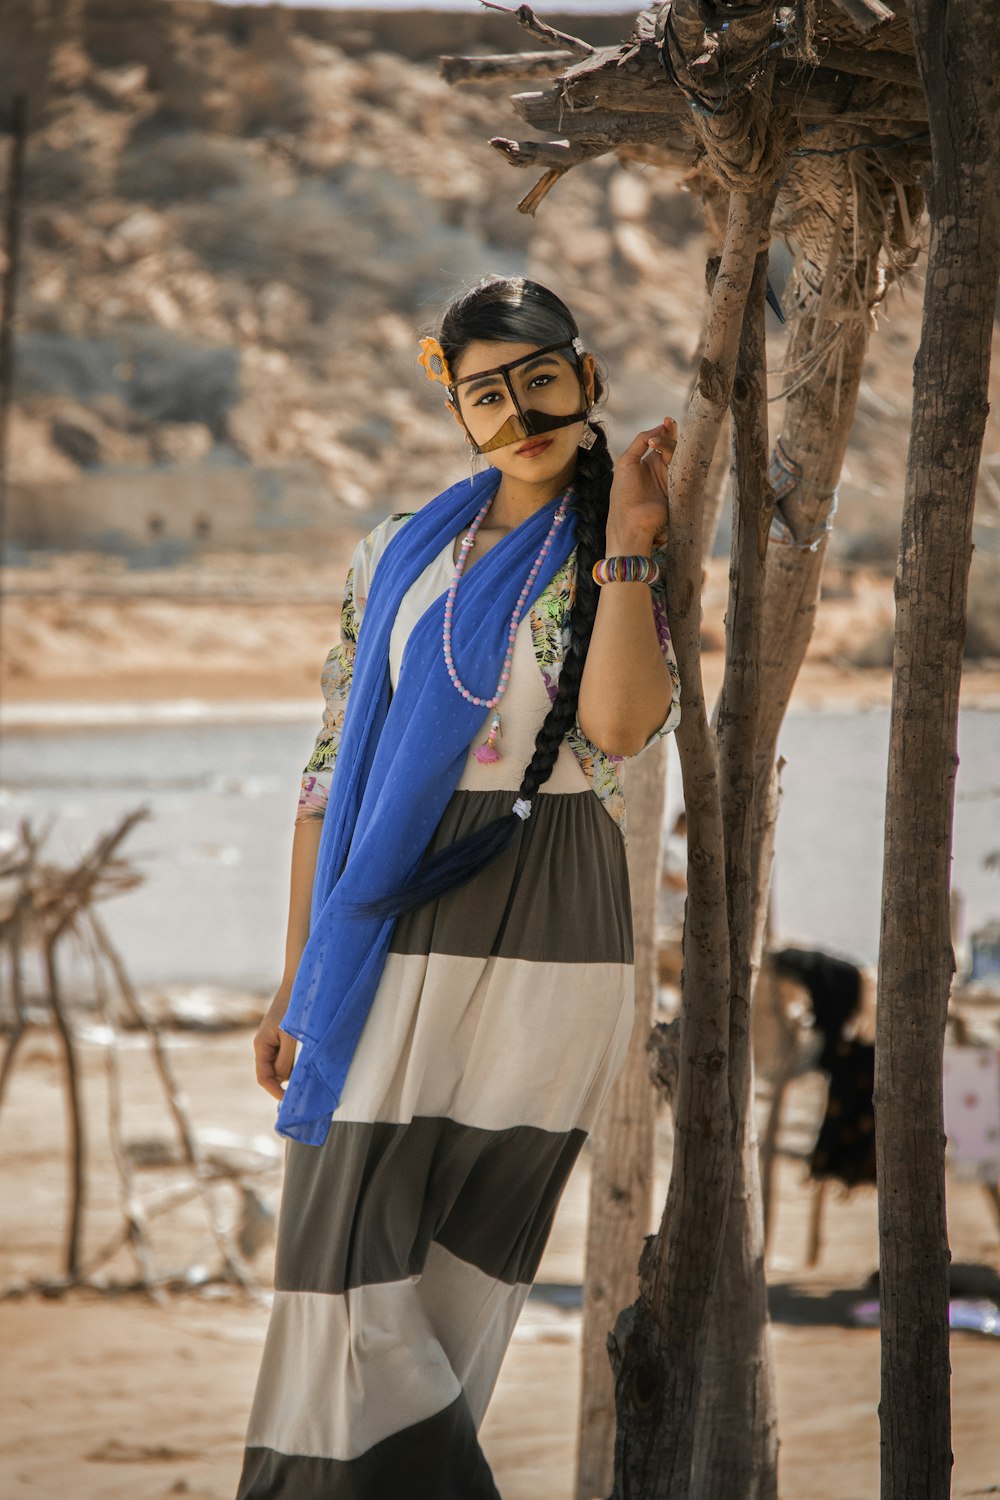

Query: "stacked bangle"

xmin=592 ymin=554 xmax=661 ymax=586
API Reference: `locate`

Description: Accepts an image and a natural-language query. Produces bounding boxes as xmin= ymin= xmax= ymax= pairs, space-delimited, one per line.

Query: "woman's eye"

xmin=529 ymin=373 xmax=556 ymax=389
xmin=472 ymin=390 xmax=503 ymax=408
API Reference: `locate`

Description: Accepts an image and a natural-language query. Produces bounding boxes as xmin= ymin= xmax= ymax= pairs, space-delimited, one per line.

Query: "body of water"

xmin=2 ymin=707 xmax=998 ymax=990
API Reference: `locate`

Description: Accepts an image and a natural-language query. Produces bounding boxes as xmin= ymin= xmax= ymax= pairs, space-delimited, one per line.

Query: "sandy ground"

xmin=0 ymin=1020 xmax=997 ymax=1500
xmin=3 ymin=546 xmax=1000 ymax=722
xmin=1 ymin=546 xmax=999 ymax=1496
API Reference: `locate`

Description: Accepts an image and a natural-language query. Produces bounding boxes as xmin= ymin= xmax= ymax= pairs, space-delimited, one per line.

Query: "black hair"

xmin=353 ymin=276 xmax=611 ymax=920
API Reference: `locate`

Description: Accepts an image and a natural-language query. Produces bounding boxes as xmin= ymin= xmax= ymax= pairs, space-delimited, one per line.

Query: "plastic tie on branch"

xmin=767 ymin=442 xmax=840 ymax=551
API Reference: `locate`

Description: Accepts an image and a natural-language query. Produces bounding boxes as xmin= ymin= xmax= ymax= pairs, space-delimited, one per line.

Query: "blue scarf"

xmin=276 ymin=468 xmax=579 ymax=1145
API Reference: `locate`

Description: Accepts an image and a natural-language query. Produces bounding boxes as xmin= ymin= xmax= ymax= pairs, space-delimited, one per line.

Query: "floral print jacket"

xmin=297 ymin=511 xmax=682 ymax=841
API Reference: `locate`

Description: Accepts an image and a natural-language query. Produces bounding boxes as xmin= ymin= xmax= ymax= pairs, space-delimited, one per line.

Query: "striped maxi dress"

xmin=236 ymin=510 xmax=681 ymax=1499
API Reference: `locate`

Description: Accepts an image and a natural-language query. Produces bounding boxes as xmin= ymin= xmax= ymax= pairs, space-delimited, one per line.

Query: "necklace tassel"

xmin=473 ymin=712 xmax=503 ymax=764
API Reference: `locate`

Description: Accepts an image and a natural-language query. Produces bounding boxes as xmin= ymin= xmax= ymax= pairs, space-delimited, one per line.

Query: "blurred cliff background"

xmin=1 ymin=0 xmax=998 ymax=713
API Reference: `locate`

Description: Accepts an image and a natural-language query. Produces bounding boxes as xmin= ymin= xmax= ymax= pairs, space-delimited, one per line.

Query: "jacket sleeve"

xmin=295 ymin=548 xmax=364 ymax=824
xmin=636 ymin=541 xmax=682 ymax=750
xmin=294 ymin=512 xmax=416 ymax=824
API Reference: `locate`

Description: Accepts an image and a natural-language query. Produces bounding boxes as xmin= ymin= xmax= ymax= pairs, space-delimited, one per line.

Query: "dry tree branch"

xmin=83 ymin=920 xmax=160 ymax=1298
xmin=43 ymin=932 xmax=86 ymax=1279
xmin=0 ymin=913 xmax=30 ymax=1115
xmin=827 ymin=0 xmax=896 ymax=32
xmin=489 ymin=135 xmax=599 ymax=169
xmin=88 ymin=912 xmax=265 ymax=1303
xmin=515 ymin=168 xmax=568 ymax=215
xmin=816 ymin=40 xmax=919 ymax=85
xmin=440 ymin=49 xmax=573 ymax=84
xmin=478 ymin=0 xmax=595 ymax=57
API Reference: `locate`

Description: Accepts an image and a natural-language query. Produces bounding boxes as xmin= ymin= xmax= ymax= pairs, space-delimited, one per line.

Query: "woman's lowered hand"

xmin=254 ymin=990 xmax=298 ymax=1102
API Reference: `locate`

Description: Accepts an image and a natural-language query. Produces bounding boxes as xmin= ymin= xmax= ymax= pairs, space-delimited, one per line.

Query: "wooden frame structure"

xmin=443 ymin=4 xmax=998 ymax=1497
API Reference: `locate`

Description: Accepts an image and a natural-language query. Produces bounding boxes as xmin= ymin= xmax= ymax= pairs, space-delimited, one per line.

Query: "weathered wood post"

xmin=576 ymin=740 xmax=664 ymax=1500
xmin=606 ymin=182 xmax=775 ymax=1500
xmin=876 ymin=3 xmax=1000 ymax=1498
xmin=690 ymin=218 xmax=779 ymax=1500
xmin=0 ymin=94 xmax=27 ymax=578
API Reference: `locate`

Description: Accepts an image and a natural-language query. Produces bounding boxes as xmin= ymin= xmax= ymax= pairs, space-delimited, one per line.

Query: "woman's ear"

xmin=446 ymin=399 xmax=466 ymax=432
xmin=581 ymin=353 xmax=597 ymax=406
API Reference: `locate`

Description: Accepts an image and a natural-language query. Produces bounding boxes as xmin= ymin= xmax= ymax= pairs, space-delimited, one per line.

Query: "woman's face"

xmin=451 ymin=338 xmax=596 ymax=490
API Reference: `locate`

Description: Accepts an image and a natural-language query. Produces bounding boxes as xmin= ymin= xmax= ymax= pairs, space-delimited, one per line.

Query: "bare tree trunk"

xmin=876 ymin=5 xmax=1000 ymax=1498
xmin=0 ymin=912 xmax=30 ymax=1113
xmin=576 ymin=243 xmax=732 ymax=1500
xmin=577 ymin=742 xmax=664 ymax=1500
xmin=88 ymin=912 xmax=260 ymax=1296
xmin=44 ymin=938 xmax=86 ymax=1279
xmin=754 ymin=313 xmax=869 ymax=766
xmin=691 ymin=235 xmax=779 ymax=1500
xmin=608 ymin=186 xmax=773 ymax=1500
xmin=0 ymin=94 xmax=27 ymax=662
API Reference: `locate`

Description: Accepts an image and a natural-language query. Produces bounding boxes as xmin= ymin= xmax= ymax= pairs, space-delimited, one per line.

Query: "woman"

xmin=236 ymin=275 xmax=681 ymax=1499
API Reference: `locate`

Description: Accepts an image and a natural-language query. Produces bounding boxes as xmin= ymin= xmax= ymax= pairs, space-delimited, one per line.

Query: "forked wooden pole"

xmin=607 ymin=186 xmax=776 ymax=1500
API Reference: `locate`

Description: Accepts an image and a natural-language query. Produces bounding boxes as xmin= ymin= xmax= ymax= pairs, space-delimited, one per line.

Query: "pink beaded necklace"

xmin=443 ymin=487 xmax=572 ymax=764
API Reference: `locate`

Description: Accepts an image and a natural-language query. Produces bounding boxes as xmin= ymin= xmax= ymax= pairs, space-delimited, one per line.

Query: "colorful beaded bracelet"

xmin=592 ymin=554 xmax=661 ymax=586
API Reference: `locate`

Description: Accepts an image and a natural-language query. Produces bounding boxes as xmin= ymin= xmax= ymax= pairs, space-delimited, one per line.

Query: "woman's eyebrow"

xmin=461 ymin=354 xmax=562 ymax=397
xmin=516 ymin=355 xmax=561 ymax=378
xmin=462 ymin=371 xmax=505 ymax=397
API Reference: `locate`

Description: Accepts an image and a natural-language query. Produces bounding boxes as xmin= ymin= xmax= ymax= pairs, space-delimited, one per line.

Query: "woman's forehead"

xmin=452 ymin=339 xmax=570 ymax=384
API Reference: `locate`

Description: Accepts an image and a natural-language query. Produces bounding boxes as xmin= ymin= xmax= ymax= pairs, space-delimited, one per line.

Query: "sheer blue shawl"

xmin=276 ymin=468 xmax=578 ymax=1145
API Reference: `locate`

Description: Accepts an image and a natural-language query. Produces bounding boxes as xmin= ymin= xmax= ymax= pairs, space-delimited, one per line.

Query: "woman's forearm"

xmin=277 ymin=816 xmax=324 ymax=997
xmin=576 ymin=521 xmax=673 ymax=757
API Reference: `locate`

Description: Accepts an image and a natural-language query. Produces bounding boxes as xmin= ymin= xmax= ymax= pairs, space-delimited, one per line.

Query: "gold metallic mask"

xmin=448 ymin=338 xmax=590 ymax=455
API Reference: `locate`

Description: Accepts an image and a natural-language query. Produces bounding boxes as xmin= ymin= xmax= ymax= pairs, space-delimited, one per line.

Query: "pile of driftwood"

xmin=0 ymin=811 xmax=272 ymax=1303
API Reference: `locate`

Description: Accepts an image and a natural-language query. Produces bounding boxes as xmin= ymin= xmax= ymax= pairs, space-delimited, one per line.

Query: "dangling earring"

xmin=578 ymin=416 xmax=598 ymax=451
xmin=468 ymin=443 xmax=486 ymax=478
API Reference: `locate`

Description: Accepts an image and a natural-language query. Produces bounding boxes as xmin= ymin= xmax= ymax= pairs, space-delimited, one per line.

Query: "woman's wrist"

xmin=271 ymin=979 xmax=294 ymax=1012
xmin=604 ymin=526 xmax=662 ymax=556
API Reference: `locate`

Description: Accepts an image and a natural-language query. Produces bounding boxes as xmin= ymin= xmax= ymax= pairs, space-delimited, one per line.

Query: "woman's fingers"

xmin=646 ymin=417 xmax=679 ymax=460
xmin=618 ymin=424 xmax=665 ymax=465
xmin=619 ymin=418 xmax=678 ymax=466
xmin=254 ymin=1022 xmax=296 ymax=1101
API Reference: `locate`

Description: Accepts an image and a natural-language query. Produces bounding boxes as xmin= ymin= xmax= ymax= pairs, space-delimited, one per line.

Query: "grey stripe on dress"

xmin=238 ymin=1393 xmax=500 ymax=1500
xmin=276 ymin=1115 xmax=587 ymax=1295
xmin=390 ymin=788 xmax=634 ymax=965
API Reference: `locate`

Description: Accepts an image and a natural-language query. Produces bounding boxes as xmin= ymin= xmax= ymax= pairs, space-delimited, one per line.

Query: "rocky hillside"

xmin=4 ymin=2 xmax=713 ymax=544
xmin=1 ymin=1 xmax=998 ymax=647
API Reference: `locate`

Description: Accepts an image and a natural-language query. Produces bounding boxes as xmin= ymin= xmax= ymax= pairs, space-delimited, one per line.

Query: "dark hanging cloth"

xmin=771 ymin=946 xmax=876 ymax=1187
xmin=809 ymin=1036 xmax=877 ymax=1187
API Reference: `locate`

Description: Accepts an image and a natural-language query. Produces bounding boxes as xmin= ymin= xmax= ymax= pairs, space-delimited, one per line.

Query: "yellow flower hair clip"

xmin=418 ymin=336 xmax=454 ymax=390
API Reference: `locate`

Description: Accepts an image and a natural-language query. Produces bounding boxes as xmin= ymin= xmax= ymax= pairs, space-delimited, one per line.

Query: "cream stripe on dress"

xmin=245 ymin=1254 xmax=532 ymax=1467
xmin=415 ymin=1242 xmax=533 ymax=1429
xmin=245 ymin=1283 xmax=461 ymax=1462
xmin=331 ymin=951 xmax=634 ymax=1135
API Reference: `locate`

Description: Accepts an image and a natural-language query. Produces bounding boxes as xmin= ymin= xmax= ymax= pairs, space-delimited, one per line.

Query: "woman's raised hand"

xmin=607 ymin=416 xmax=678 ymax=550
xmin=253 ymin=992 xmax=298 ymax=1102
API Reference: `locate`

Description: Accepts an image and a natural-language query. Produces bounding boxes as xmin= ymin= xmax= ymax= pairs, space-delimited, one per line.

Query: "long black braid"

xmin=352 ymin=278 xmax=612 ymax=921
xmin=509 ymin=429 xmax=611 ymax=810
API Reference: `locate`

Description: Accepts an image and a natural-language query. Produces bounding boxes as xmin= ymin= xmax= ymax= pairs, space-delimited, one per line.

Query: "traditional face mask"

xmin=435 ymin=337 xmax=591 ymax=455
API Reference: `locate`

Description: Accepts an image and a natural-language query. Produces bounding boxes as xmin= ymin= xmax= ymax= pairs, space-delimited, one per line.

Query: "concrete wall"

xmin=6 ymin=461 xmax=358 ymax=554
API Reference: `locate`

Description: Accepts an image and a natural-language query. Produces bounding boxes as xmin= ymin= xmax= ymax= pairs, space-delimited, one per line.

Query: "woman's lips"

xmin=516 ymin=437 xmax=554 ymax=457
